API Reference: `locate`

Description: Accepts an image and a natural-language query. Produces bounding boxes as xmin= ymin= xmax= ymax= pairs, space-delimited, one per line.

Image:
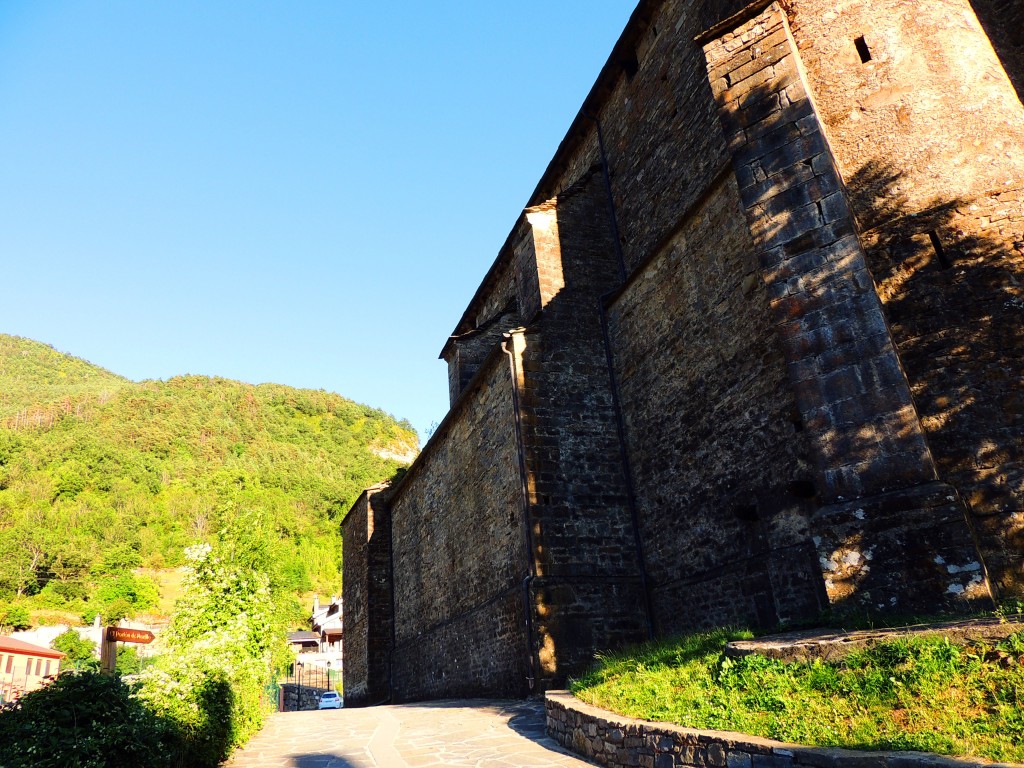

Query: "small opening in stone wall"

xmin=787 ymin=479 xmax=817 ymax=499
xmin=622 ymin=51 xmax=640 ymax=81
xmin=789 ymin=408 xmax=803 ymax=432
xmin=854 ymin=36 xmax=872 ymax=63
xmin=732 ymin=503 xmax=759 ymax=522
xmin=929 ymin=230 xmax=952 ymax=269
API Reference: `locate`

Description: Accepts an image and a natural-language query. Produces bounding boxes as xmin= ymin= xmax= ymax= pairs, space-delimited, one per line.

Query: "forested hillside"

xmin=0 ymin=334 xmax=417 ymax=626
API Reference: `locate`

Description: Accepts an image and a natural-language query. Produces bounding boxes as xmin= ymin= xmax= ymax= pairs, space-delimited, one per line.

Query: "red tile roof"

xmin=0 ymin=636 xmax=65 ymax=660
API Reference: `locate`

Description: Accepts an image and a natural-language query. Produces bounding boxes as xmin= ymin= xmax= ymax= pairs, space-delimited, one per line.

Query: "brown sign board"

xmin=106 ymin=627 xmax=155 ymax=644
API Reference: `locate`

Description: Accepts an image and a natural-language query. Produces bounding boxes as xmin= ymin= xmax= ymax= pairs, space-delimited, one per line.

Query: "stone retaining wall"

xmin=545 ymin=692 xmax=1009 ymax=768
xmin=280 ymin=683 xmax=328 ymax=712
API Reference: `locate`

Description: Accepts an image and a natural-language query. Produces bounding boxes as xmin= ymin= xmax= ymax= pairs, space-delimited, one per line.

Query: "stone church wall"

xmin=784 ymin=0 xmax=1024 ymax=596
xmin=342 ymin=0 xmax=1023 ymax=704
xmin=341 ymin=485 xmax=393 ymax=707
xmin=606 ymin=171 xmax=823 ymax=634
xmin=388 ymin=350 xmax=530 ymax=701
xmin=515 ymin=174 xmax=651 ymax=687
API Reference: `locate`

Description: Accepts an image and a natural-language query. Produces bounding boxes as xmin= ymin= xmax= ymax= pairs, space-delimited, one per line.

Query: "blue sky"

xmin=0 ymin=1 xmax=636 ymax=438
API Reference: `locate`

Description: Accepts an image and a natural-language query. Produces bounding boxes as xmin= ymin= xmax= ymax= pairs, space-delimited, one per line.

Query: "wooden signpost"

xmin=100 ymin=626 xmax=155 ymax=674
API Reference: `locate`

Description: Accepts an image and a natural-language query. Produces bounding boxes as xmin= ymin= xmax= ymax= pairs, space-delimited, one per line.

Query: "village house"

xmin=0 ymin=636 xmax=64 ymax=703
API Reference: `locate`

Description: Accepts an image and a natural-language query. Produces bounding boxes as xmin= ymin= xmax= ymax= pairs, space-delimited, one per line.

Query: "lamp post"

xmin=296 ymin=661 xmax=304 ymax=711
xmin=326 ymin=660 xmax=332 ymax=692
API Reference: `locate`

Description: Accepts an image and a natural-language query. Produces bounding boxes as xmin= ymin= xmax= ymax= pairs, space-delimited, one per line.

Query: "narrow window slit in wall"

xmin=622 ymin=51 xmax=640 ymax=81
xmin=787 ymin=479 xmax=817 ymax=499
xmin=733 ymin=503 xmax=759 ymax=522
xmin=929 ymin=230 xmax=952 ymax=269
xmin=854 ymin=36 xmax=872 ymax=63
xmin=789 ymin=408 xmax=804 ymax=432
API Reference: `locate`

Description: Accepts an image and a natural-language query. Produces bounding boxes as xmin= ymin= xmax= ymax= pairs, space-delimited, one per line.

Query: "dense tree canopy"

xmin=0 ymin=334 xmax=416 ymax=624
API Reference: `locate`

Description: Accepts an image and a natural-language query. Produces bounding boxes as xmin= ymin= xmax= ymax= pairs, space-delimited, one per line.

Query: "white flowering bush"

xmin=137 ymin=511 xmax=289 ymax=766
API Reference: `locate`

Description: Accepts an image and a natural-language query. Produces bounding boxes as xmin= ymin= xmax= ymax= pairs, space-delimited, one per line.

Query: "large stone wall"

xmin=781 ymin=0 xmax=1024 ymax=597
xmin=517 ymin=173 xmax=650 ymax=687
xmin=607 ymin=171 xmax=823 ymax=634
xmin=341 ymin=0 xmax=1021 ymax=704
xmin=341 ymin=484 xmax=393 ymax=707
xmin=702 ymin=2 xmax=993 ymax=614
xmin=389 ymin=350 xmax=530 ymax=700
xmin=531 ymin=0 xmax=754 ymax=270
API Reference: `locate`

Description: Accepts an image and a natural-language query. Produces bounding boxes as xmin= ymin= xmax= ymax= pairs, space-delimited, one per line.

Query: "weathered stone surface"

xmin=784 ymin=0 xmax=1024 ymax=598
xmin=340 ymin=483 xmax=394 ymax=707
xmin=342 ymin=0 xmax=1022 ymax=702
xmin=606 ymin=171 xmax=823 ymax=635
xmin=390 ymin=351 xmax=530 ymax=701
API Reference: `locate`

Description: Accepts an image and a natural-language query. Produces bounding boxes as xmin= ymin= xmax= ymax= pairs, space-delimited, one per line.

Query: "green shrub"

xmin=115 ymin=645 xmax=144 ymax=675
xmin=53 ymin=629 xmax=98 ymax=671
xmin=136 ymin=512 xmax=288 ymax=766
xmin=0 ymin=671 xmax=174 ymax=768
xmin=0 ymin=603 xmax=31 ymax=631
xmin=37 ymin=579 xmax=87 ymax=607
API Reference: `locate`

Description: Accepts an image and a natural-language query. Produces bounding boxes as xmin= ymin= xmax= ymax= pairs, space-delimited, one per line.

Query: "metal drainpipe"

xmin=586 ymin=110 xmax=655 ymax=640
xmin=502 ymin=331 xmax=539 ymax=694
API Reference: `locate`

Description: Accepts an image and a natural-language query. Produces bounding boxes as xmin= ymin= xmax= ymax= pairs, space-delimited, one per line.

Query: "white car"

xmin=318 ymin=691 xmax=342 ymax=710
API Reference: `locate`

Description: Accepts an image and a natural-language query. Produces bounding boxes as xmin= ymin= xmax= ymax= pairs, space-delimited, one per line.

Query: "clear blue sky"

xmin=0 ymin=1 xmax=636 ymax=438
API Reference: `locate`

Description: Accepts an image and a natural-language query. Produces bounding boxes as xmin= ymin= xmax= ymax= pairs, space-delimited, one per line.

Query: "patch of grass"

xmin=571 ymin=629 xmax=1024 ymax=763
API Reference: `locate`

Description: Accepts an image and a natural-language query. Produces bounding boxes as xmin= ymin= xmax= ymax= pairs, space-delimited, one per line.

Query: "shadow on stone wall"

xmin=968 ymin=0 xmax=1024 ymax=103
xmin=722 ymin=65 xmax=1021 ymax=609
xmin=847 ymin=159 xmax=1024 ymax=599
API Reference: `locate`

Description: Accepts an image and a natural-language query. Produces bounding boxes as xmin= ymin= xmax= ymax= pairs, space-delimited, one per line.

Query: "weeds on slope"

xmin=571 ymin=627 xmax=1024 ymax=763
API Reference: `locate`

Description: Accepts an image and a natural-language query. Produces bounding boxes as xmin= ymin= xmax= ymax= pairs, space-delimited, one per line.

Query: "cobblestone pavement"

xmin=225 ymin=699 xmax=594 ymax=768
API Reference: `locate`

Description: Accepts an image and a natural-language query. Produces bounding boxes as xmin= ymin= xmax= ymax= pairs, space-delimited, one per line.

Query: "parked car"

xmin=318 ymin=691 xmax=342 ymax=710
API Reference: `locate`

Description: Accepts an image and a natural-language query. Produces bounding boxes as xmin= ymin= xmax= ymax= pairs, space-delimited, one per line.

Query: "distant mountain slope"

xmin=0 ymin=335 xmax=127 ymax=422
xmin=0 ymin=334 xmax=417 ymax=625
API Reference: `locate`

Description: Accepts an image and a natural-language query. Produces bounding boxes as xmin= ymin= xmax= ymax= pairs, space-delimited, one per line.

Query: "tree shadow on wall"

xmin=836 ymin=158 xmax=1024 ymax=601
xmin=288 ymin=755 xmax=370 ymax=768
xmin=721 ymin=62 xmax=1024 ymax=611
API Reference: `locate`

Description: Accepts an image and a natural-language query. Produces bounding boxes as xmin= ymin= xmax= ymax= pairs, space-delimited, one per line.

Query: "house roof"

xmin=0 ymin=635 xmax=65 ymax=660
xmin=288 ymin=631 xmax=320 ymax=644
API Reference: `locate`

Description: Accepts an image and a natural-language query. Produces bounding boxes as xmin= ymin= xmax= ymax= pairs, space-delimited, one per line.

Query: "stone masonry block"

xmin=752 ymin=133 xmax=829 ymax=179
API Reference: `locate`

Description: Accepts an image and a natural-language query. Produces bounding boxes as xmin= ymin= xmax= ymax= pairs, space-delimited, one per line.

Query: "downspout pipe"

xmin=586 ymin=110 xmax=656 ymax=641
xmin=502 ymin=330 xmax=539 ymax=694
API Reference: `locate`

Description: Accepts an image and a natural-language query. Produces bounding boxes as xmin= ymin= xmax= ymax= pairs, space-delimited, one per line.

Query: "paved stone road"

xmin=225 ymin=699 xmax=594 ymax=768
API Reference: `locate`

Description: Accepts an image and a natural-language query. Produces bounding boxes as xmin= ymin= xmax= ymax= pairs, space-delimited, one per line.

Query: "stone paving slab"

xmin=225 ymin=699 xmax=594 ymax=768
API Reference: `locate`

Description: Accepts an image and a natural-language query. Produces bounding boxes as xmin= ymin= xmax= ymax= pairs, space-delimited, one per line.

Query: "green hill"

xmin=0 ymin=334 xmax=417 ymax=626
xmin=0 ymin=335 xmax=127 ymax=423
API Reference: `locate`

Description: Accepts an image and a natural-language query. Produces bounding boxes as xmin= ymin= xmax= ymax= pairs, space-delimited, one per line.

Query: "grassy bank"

xmin=570 ymin=628 xmax=1024 ymax=763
